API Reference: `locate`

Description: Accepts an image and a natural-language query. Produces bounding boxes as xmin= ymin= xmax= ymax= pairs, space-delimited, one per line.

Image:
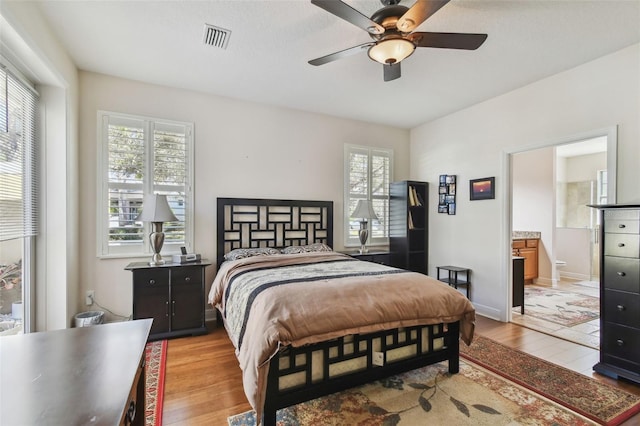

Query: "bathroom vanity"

xmin=512 ymin=231 xmax=540 ymax=283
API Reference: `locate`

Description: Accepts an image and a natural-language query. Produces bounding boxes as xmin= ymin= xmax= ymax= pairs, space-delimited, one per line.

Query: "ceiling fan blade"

xmin=408 ymin=32 xmax=488 ymax=50
xmin=383 ymin=62 xmax=401 ymax=82
xmin=309 ymin=42 xmax=374 ymax=66
xmin=397 ymin=0 xmax=450 ymax=33
xmin=311 ymin=0 xmax=384 ymax=35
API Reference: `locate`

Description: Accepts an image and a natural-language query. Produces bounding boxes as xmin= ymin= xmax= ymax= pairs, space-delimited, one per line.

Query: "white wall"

xmin=556 ymin=227 xmax=591 ymax=280
xmin=512 ymin=148 xmax=555 ymax=285
xmin=410 ymin=43 xmax=640 ymax=321
xmin=78 ymin=71 xmax=410 ymax=320
xmin=566 ymin=152 xmax=607 ymax=183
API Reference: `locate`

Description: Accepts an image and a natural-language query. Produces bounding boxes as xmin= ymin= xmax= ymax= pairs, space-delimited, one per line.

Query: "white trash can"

xmin=74 ymin=311 xmax=105 ymax=327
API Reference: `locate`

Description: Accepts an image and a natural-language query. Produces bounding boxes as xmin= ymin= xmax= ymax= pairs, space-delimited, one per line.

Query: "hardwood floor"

xmin=163 ymin=316 xmax=640 ymax=425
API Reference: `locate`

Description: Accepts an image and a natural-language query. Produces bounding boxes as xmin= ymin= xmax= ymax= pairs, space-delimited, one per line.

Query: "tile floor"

xmin=511 ymin=279 xmax=600 ymax=349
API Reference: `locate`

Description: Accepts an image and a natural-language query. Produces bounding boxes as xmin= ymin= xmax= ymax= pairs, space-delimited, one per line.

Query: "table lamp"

xmin=351 ymin=199 xmax=378 ymax=254
xmin=136 ymin=194 xmax=178 ymax=265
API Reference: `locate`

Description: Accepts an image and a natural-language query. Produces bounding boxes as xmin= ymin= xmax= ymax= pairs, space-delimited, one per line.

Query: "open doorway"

xmin=507 ymin=128 xmax=617 ymax=349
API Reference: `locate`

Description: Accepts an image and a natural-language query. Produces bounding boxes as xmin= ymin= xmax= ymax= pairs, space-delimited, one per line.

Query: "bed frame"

xmin=216 ymin=197 xmax=461 ymax=426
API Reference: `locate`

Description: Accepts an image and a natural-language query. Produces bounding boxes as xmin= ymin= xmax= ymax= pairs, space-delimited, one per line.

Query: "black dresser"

xmin=590 ymin=204 xmax=640 ymax=384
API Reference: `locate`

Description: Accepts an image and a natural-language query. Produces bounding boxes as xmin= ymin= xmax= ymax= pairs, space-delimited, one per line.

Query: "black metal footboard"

xmin=262 ymin=321 xmax=460 ymax=426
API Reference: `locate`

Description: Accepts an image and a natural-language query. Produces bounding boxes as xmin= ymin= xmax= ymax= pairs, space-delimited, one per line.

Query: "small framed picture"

xmin=448 ymin=203 xmax=456 ymax=215
xmin=438 ymin=205 xmax=448 ymax=213
xmin=470 ymin=177 xmax=495 ymax=200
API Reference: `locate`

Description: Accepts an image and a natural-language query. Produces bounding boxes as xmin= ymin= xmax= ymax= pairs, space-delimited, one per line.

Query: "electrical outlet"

xmin=86 ymin=290 xmax=94 ymax=306
xmin=372 ymin=351 xmax=384 ymax=367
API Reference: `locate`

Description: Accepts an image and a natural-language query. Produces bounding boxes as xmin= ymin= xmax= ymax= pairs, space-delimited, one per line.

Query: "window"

xmin=344 ymin=144 xmax=393 ymax=247
xmin=0 ymin=62 xmax=38 ymax=335
xmin=597 ymin=169 xmax=607 ymax=205
xmin=97 ymin=111 xmax=194 ymax=257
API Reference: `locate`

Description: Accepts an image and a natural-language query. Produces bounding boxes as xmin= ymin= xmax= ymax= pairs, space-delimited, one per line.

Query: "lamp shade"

xmin=351 ymin=200 xmax=379 ymax=221
xmin=135 ymin=194 xmax=178 ymax=223
xmin=368 ymin=38 xmax=415 ymax=64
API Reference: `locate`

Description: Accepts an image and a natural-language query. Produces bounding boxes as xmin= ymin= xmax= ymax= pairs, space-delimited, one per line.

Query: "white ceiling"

xmin=556 ymin=136 xmax=607 ymax=158
xmin=33 ymin=0 xmax=640 ymax=129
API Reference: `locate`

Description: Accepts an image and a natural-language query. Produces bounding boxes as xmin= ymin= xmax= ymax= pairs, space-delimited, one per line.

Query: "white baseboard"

xmin=559 ymin=271 xmax=592 ymax=281
xmin=474 ymin=303 xmax=502 ymax=322
xmin=205 ymin=307 xmax=217 ymax=322
xmin=534 ymin=277 xmax=554 ymax=286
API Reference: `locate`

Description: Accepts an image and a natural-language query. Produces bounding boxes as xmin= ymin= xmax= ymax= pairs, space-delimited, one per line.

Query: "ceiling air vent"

xmin=203 ymin=24 xmax=231 ymax=49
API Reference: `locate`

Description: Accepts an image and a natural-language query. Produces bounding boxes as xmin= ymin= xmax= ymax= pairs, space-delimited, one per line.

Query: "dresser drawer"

xmin=604 ymin=209 xmax=640 ymax=234
xmin=603 ymin=257 xmax=640 ymax=292
xmin=604 ymin=234 xmax=640 ymax=258
xmin=605 ymin=220 xmax=640 ymax=234
xmin=171 ymin=266 xmax=203 ymax=285
xmin=133 ymin=268 xmax=170 ymax=287
xmin=603 ymin=290 xmax=640 ymax=327
xmin=602 ymin=323 xmax=640 ymax=369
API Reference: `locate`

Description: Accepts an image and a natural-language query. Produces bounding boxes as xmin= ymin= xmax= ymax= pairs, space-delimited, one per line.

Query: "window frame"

xmin=96 ymin=110 xmax=194 ymax=259
xmin=343 ymin=144 xmax=393 ymax=248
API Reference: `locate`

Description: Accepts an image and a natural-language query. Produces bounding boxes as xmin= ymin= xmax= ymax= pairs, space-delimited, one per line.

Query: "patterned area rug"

xmin=227 ymin=336 xmax=640 ymax=426
xmin=523 ymin=286 xmax=599 ymax=326
xmin=145 ymin=340 xmax=167 ymax=426
xmin=460 ymin=335 xmax=640 ymax=425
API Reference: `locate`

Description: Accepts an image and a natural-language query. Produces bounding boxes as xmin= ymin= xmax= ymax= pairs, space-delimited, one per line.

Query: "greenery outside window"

xmin=97 ymin=111 xmax=194 ymax=258
xmin=344 ymin=144 xmax=392 ymax=248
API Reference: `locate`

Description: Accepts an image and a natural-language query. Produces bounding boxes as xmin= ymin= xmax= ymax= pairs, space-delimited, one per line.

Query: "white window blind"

xmin=344 ymin=144 xmax=392 ymax=247
xmin=98 ymin=111 xmax=193 ymax=257
xmin=0 ymin=66 xmax=38 ymax=241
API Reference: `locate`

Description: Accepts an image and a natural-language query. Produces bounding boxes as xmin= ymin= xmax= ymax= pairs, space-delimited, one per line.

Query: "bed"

xmin=209 ymin=197 xmax=475 ymax=425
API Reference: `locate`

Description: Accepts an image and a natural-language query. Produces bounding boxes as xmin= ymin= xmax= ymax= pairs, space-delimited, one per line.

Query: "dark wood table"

xmin=1 ymin=319 xmax=152 ymax=425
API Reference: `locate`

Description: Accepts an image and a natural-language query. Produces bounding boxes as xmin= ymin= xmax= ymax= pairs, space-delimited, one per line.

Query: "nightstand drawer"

xmin=603 ymin=257 xmax=640 ymax=292
xmin=171 ymin=267 xmax=203 ymax=285
xmin=603 ymin=290 xmax=640 ymax=327
xmin=133 ymin=268 xmax=169 ymax=287
xmin=604 ymin=234 xmax=640 ymax=258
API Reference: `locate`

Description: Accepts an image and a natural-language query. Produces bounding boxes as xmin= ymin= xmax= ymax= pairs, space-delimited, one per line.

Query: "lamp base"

xmin=149 ymin=225 xmax=166 ymax=266
xmin=149 ymin=252 xmax=166 ymax=266
xmin=358 ymin=221 xmax=369 ymax=254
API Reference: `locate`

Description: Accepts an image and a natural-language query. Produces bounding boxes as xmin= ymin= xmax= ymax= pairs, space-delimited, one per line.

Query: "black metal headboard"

xmin=216 ymin=197 xmax=334 ymax=267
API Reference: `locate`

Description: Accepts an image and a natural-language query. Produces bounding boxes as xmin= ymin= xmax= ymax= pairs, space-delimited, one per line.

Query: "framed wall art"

xmin=470 ymin=177 xmax=495 ymax=200
xmin=438 ymin=174 xmax=456 ymax=215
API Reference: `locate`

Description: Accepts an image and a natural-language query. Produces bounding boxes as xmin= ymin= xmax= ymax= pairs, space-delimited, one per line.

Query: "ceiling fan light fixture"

xmin=368 ymin=38 xmax=415 ymax=64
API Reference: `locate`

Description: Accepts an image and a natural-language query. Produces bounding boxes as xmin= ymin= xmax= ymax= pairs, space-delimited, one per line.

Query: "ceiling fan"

xmin=308 ymin=0 xmax=488 ymax=82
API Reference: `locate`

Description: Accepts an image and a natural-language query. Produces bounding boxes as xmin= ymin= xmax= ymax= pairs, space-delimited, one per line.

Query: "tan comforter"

xmin=208 ymin=251 xmax=475 ymax=423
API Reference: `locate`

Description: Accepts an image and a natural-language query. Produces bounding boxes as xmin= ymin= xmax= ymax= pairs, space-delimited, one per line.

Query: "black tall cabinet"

xmin=390 ymin=180 xmax=428 ymax=274
xmin=589 ymin=204 xmax=640 ymax=384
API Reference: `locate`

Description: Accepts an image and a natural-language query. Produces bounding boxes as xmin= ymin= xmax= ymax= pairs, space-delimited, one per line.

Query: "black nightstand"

xmin=125 ymin=261 xmax=211 ymax=341
xmin=342 ymin=250 xmax=392 ymax=266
